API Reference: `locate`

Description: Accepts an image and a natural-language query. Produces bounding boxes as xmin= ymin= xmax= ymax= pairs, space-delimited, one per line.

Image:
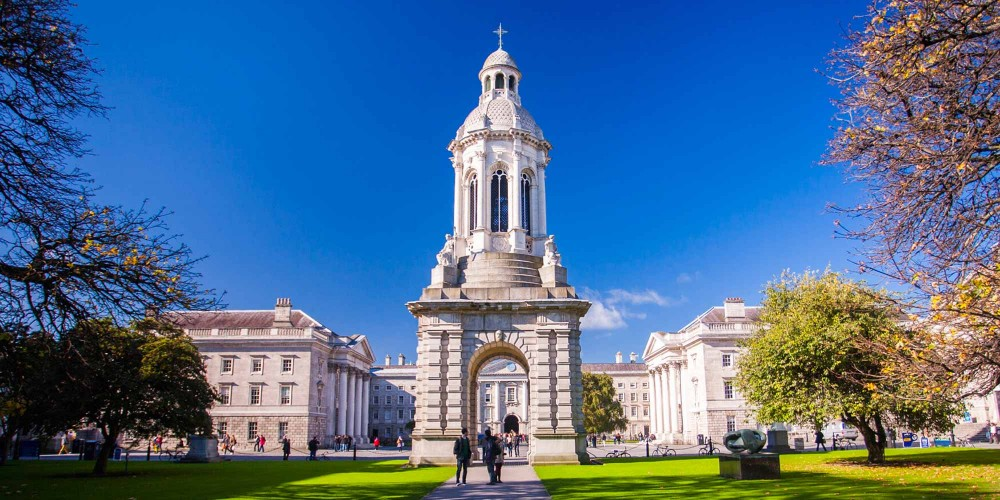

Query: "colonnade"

xmin=648 ymin=361 xmax=684 ymax=439
xmin=334 ymin=364 xmax=370 ymax=442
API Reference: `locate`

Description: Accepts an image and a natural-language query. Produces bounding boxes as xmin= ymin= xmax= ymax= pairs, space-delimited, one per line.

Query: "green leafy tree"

xmin=736 ymin=271 xmax=962 ymax=464
xmin=56 ymin=318 xmax=217 ymax=475
xmin=0 ymin=327 xmax=58 ymax=465
xmin=582 ymin=372 xmax=628 ymax=436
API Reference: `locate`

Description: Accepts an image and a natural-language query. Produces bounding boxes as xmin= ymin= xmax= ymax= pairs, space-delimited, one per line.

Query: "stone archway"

xmin=407 ymin=299 xmax=590 ymax=466
xmin=504 ymin=414 xmax=520 ymax=434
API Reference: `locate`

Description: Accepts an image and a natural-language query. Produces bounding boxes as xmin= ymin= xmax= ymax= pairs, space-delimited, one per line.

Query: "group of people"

xmin=252 ymin=434 xmax=268 ymax=452
xmin=332 ymin=434 xmax=354 ymax=452
xmin=453 ymin=427 xmax=526 ymax=486
xmin=218 ymin=433 xmax=239 ymax=455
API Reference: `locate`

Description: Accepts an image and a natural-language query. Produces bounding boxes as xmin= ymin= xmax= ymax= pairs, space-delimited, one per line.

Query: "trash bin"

xmin=113 ymin=448 xmax=122 ymax=461
xmin=82 ymin=441 xmax=99 ymax=460
xmin=793 ymin=437 xmax=805 ymax=450
xmin=18 ymin=440 xmax=39 ymax=458
xmin=697 ymin=434 xmax=705 ymax=446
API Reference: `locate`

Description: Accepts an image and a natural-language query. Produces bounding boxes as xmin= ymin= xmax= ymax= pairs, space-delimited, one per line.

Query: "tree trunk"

xmin=0 ymin=433 xmax=10 ymax=466
xmin=92 ymin=429 xmax=117 ymax=476
xmin=846 ymin=414 xmax=887 ymax=464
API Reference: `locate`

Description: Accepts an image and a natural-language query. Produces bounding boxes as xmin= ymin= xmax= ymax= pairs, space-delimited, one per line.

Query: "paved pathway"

xmin=423 ymin=461 xmax=550 ymax=500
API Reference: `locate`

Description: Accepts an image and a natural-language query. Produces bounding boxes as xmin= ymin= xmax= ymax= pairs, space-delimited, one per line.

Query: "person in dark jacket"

xmin=815 ymin=430 xmax=827 ymax=452
xmin=453 ymin=427 xmax=472 ymax=485
xmin=282 ymin=437 xmax=291 ymax=460
xmin=308 ymin=436 xmax=319 ymax=460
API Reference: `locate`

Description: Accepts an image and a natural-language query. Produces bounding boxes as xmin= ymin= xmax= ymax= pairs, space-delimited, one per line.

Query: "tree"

xmin=55 ymin=318 xmax=217 ymax=475
xmin=824 ymin=0 xmax=1000 ymax=396
xmin=582 ymin=372 xmax=628 ymax=436
xmin=735 ymin=271 xmax=962 ymax=464
xmin=0 ymin=326 xmax=58 ymax=465
xmin=0 ymin=0 xmax=218 ymax=334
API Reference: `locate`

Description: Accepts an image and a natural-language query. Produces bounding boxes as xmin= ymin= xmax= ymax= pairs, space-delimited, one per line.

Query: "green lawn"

xmin=536 ymin=447 xmax=1000 ymax=499
xmin=0 ymin=459 xmax=453 ymax=499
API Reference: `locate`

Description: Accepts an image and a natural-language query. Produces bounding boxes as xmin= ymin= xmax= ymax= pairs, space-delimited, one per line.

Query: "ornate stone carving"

xmin=436 ymin=234 xmax=455 ymax=266
xmin=543 ymin=235 xmax=561 ymax=266
xmin=526 ymin=236 xmax=533 ymax=253
xmin=491 ymin=234 xmax=511 ymax=252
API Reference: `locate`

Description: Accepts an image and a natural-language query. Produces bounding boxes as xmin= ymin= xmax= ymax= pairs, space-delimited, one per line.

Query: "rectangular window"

xmin=278 ymin=422 xmax=288 ymax=439
xmin=617 ymin=393 xmax=624 ymax=402
xmin=631 ymin=407 xmax=637 ymax=417
xmin=251 ymin=357 xmax=263 ymax=374
xmin=221 ymin=358 xmax=234 ymax=375
xmin=642 ymin=392 xmax=648 ymax=402
xmin=220 ymin=385 xmax=232 ymax=405
xmin=250 ymin=385 xmax=262 ymax=405
xmin=373 ymin=411 xmax=379 ymax=422
xmin=410 ymin=386 xmax=416 ymax=391
xmin=724 ymin=380 xmax=734 ymax=399
xmin=280 ymin=385 xmax=292 ymax=405
xmin=398 ymin=395 xmax=404 ymax=404
xmin=217 ymin=421 xmax=227 ymax=436
xmin=373 ymin=395 xmax=380 ymax=405
xmin=617 ymin=382 xmax=624 ymax=388
xmin=384 ymin=411 xmax=392 ymax=422
xmin=506 ymin=387 xmax=516 ymax=402
xmin=374 ymin=385 xmax=380 ymax=391
xmin=247 ymin=421 xmax=258 ymax=441
xmin=629 ymin=382 xmax=637 ymax=389
xmin=722 ymin=354 xmax=733 ymax=368
xmin=485 ymin=392 xmax=492 ymax=403
xmin=398 ymin=409 xmax=405 ymax=421
xmin=643 ymin=407 xmax=649 ymax=416
xmin=485 ymin=383 xmax=491 ymax=390
xmin=281 ymin=358 xmax=293 ymax=374
xmin=630 ymin=393 xmax=637 ymax=402
xmin=642 ymin=382 xmax=648 ymax=388
xmin=726 ymin=416 xmax=736 ymax=433
xmin=485 ymin=407 xmax=493 ymax=421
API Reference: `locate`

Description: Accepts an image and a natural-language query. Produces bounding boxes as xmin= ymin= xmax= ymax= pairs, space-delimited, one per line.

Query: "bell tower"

xmin=409 ymin=28 xmax=590 ymax=466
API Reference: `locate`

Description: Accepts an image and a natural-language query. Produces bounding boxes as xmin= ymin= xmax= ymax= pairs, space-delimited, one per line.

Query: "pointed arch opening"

xmin=508 ymin=75 xmax=517 ymax=93
xmin=468 ymin=173 xmax=478 ymax=232
xmin=520 ymin=172 xmax=531 ymax=233
xmin=491 ymin=169 xmax=509 ymax=232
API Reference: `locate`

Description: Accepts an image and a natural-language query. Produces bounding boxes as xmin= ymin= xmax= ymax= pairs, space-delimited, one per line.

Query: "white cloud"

xmin=676 ymin=273 xmax=693 ymax=284
xmin=580 ymin=300 xmax=627 ymax=330
xmin=606 ymin=289 xmax=686 ymax=307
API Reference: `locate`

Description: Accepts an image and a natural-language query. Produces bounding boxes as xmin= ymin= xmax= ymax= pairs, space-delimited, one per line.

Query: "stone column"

xmin=353 ymin=372 xmax=364 ymax=440
xmin=648 ymin=370 xmax=658 ymax=437
xmin=453 ymin=160 xmax=463 ymax=236
xmin=537 ymin=163 xmax=547 ymax=235
xmin=477 ymin=152 xmax=488 ymax=230
xmin=521 ymin=381 xmax=528 ymax=423
xmin=659 ymin=366 xmax=671 ymax=434
xmin=346 ymin=369 xmax=356 ymax=441
xmin=676 ymin=361 xmax=686 ymax=434
xmin=667 ymin=363 xmax=679 ymax=435
xmin=361 ymin=374 xmax=371 ymax=442
xmin=493 ymin=382 xmax=501 ymax=428
xmin=337 ymin=366 xmax=348 ymax=435
xmin=510 ymin=157 xmax=521 ymax=231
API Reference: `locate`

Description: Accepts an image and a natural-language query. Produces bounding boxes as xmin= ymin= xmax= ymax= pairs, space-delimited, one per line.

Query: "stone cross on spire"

xmin=493 ymin=23 xmax=508 ymax=49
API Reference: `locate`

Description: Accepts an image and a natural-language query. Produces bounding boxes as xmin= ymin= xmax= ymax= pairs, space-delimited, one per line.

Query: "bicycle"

xmin=157 ymin=448 xmax=185 ymax=461
xmin=605 ymin=449 xmax=631 ymax=458
xmin=698 ymin=441 xmax=721 ymax=455
xmin=654 ymin=444 xmax=677 ymax=457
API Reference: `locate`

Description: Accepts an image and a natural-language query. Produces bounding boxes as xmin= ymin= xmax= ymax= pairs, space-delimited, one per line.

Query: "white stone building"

xmin=477 ymin=358 xmax=529 ymax=434
xmin=368 ymin=354 xmax=418 ymax=442
xmin=582 ymin=351 xmax=651 ymax=438
xmin=642 ymin=298 xmax=759 ymax=444
xmin=172 ymin=298 xmax=375 ymax=448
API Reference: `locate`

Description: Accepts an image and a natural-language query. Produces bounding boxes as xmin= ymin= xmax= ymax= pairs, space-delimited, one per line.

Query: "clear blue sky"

xmin=72 ymin=0 xmax=870 ymax=363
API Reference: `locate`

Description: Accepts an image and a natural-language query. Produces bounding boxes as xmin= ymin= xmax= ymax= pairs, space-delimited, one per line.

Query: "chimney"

xmin=274 ymin=298 xmax=293 ymax=327
xmin=629 ymin=352 xmax=637 ymax=363
xmin=385 ymin=354 xmax=392 ymax=366
xmin=398 ymin=353 xmax=406 ymax=366
xmin=724 ymin=297 xmax=745 ymax=320
xmin=615 ymin=351 xmax=623 ymax=364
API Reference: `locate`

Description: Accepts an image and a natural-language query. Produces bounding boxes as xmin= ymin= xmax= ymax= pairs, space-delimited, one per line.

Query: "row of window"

xmin=617 ymin=392 xmax=649 ymax=402
xmin=219 ymin=383 xmax=294 ymax=406
xmin=372 ymin=408 xmax=415 ymax=423
xmin=217 ymin=421 xmax=288 ymax=441
xmin=372 ymin=383 xmax=414 ymax=392
xmin=372 ymin=395 xmax=416 ymax=405
xmin=483 ymin=72 xmax=517 ymax=93
xmin=218 ymin=356 xmax=294 ymax=376
xmin=482 ymin=386 xmax=519 ymax=404
xmin=468 ymin=170 xmax=533 ymax=233
xmin=617 ymin=382 xmax=649 ymax=389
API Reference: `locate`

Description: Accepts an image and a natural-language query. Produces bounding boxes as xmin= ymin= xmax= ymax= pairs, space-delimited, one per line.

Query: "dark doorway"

xmin=503 ymin=414 xmax=520 ymax=434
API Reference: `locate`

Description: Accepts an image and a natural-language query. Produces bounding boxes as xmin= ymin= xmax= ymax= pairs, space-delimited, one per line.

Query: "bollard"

xmin=353 ymin=444 xmax=357 ymax=461
xmin=146 ymin=443 xmax=151 ymax=462
xmin=646 ymin=441 xmax=649 ymax=457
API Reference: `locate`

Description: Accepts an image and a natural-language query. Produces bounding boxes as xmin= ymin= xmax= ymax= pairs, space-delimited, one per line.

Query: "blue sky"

xmin=72 ymin=0 xmax=871 ymax=363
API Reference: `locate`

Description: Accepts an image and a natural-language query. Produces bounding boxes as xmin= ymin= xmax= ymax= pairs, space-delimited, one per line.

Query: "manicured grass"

xmin=0 ymin=459 xmax=454 ymax=499
xmin=536 ymin=447 xmax=1000 ymax=499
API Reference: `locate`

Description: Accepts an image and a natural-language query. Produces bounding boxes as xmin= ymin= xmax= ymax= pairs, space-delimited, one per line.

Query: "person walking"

xmin=514 ymin=433 xmax=521 ymax=457
xmin=453 ymin=427 xmax=472 ymax=486
xmin=259 ymin=435 xmax=266 ymax=452
xmin=815 ymin=430 xmax=827 ymax=452
xmin=373 ymin=436 xmax=380 ymax=450
xmin=282 ymin=437 xmax=291 ymax=461
xmin=482 ymin=428 xmax=498 ymax=485
xmin=396 ymin=435 xmax=403 ymax=452
xmin=57 ymin=433 xmax=68 ymax=454
xmin=308 ymin=436 xmax=319 ymax=460
xmin=989 ymin=422 xmax=998 ymax=444
xmin=494 ymin=434 xmax=505 ymax=484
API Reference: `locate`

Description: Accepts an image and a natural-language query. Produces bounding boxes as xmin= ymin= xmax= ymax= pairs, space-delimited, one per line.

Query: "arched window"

xmin=468 ymin=174 xmax=478 ymax=231
xmin=520 ymin=173 xmax=531 ymax=232
xmin=508 ymin=76 xmax=516 ymax=92
xmin=495 ymin=72 xmax=505 ymax=89
xmin=490 ymin=169 xmax=509 ymax=232
xmin=484 ymin=75 xmax=492 ymax=92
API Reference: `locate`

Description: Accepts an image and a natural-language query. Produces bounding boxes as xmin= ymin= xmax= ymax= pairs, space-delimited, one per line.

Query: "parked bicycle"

xmin=654 ymin=444 xmax=677 ymax=457
xmin=605 ymin=449 xmax=631 ymax=458
xmin=157 ymin=447 xmax=184 ymax=462
xmin=698 ymin=440 xmax=721 ymax=455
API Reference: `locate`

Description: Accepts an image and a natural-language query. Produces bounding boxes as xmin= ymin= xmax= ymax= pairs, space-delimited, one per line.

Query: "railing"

xmin=184 ymin=327 xmax=310 ymax=338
